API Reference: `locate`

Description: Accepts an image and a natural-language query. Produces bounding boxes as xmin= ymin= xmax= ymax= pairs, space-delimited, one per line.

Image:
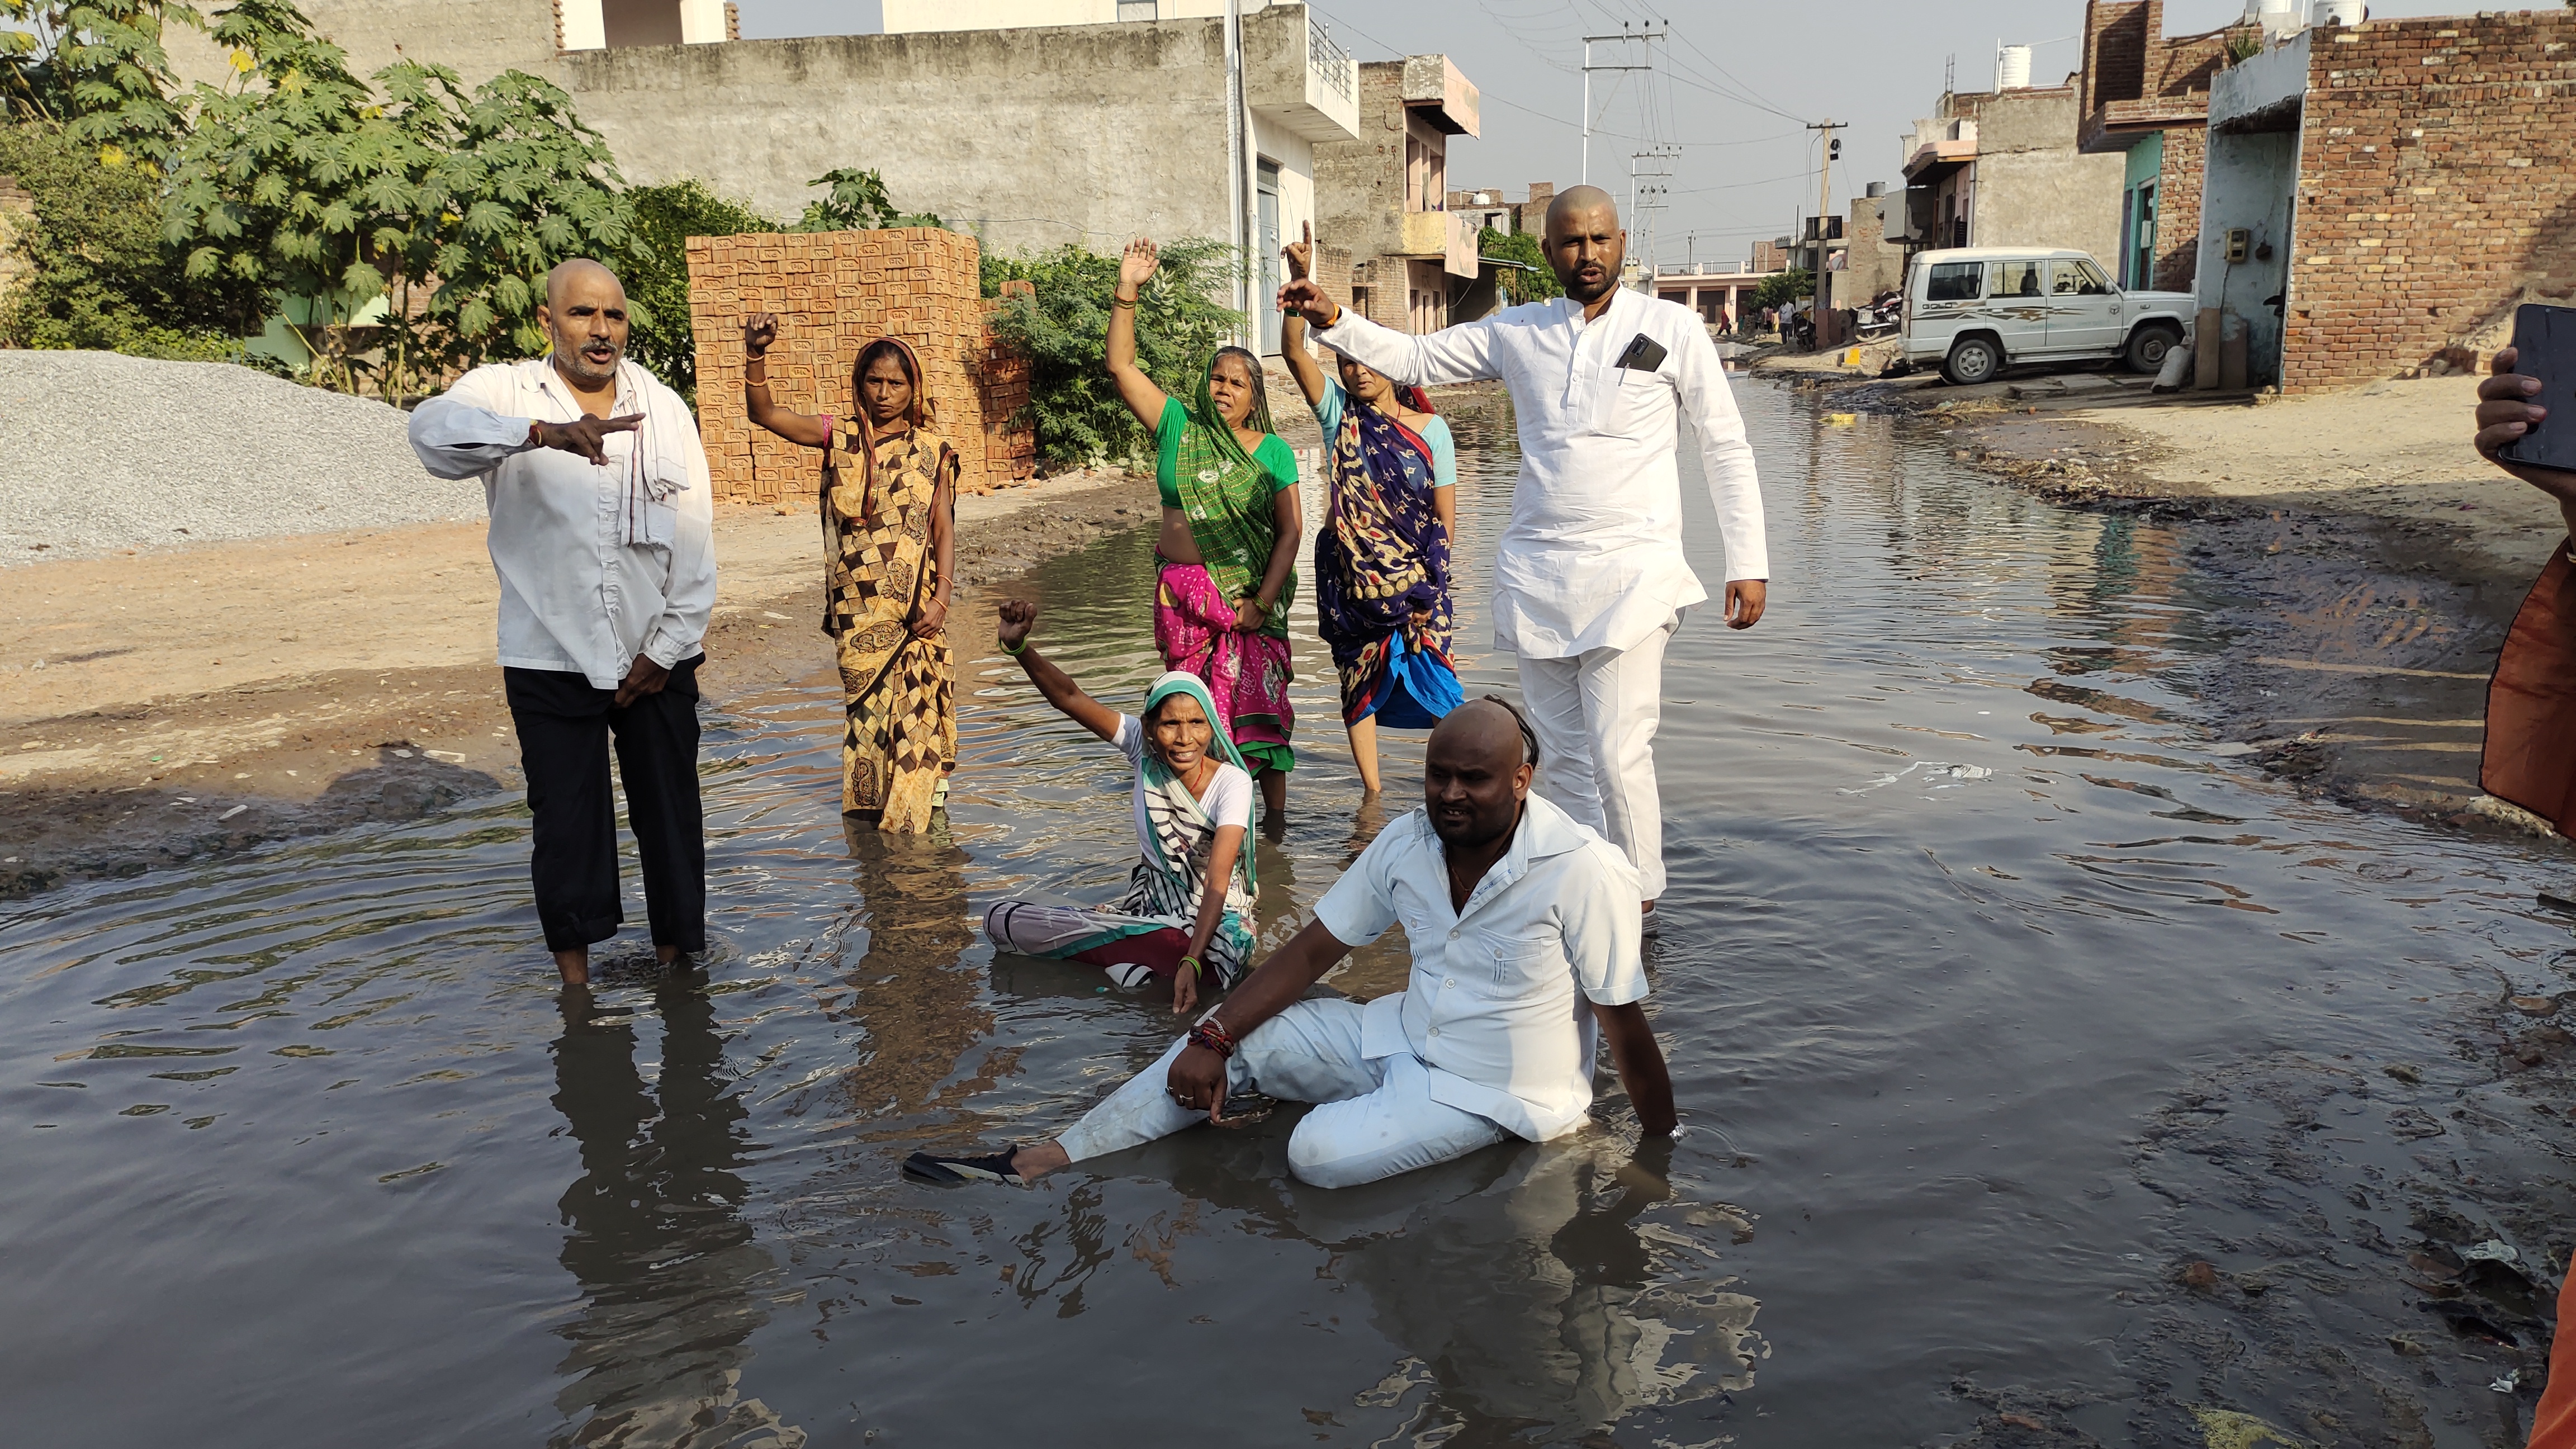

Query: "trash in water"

xmin=1841 ymin=761 xmax=1995 ymax=795
xmin=2419 ymin=1299 xmax=2521 ymax=1345
xmin=2509 ymin=995 xmax=2561 ymax=1016
xmin=217 ymin=805 xmax=247 ymax=822
xmin=2494 ymin=1370 xmax=2522 ymax=1394
xmin=2538 ymin=889 xmax=2576 ymax=916
xmin=2463 ymin=1239 xmax=2521 ymax=1265
xmin=1825 ymin=413 xmax=1858 ymax=427
xmin=2384 ymin=1064 xmax=2423 ymax=1085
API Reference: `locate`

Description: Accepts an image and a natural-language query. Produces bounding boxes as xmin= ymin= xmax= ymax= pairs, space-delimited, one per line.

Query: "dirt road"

xmin=0 ymin=474 xmax=1156 ymax=896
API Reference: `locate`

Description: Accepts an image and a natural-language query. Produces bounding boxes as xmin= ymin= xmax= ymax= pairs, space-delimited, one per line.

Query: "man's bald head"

xmin=537 ymin=258 xmax=630 ymax=389
xmin=1543 ymin=184 xmax=1619 ymax=242
xmin=1424 ymin=698 xmax=1535 ymax=848
xmin=1540 ymin=186 xmax=1625 ymax=307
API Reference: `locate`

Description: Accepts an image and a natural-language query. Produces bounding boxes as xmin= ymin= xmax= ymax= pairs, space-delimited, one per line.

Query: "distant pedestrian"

xmin=1105 ymin=236 xmax=1303 ymax=821
xmin=1277 ymin=222 xmax=1462 ymax=797
xmin=1277 ymin=185 xmax=1769 ymax=931
xmin=409 ymin=258 xmax=717 ymax=986
xmin=740 ymin=316 xmax=958 ymax=833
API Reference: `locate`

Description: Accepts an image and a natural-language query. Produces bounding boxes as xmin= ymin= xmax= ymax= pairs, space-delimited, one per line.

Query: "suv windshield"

xmin=1924 ymin=261 xmax=1980 ymax=302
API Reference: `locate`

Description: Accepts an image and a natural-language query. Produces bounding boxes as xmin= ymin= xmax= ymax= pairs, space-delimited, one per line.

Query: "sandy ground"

xmin=0 ymin=472 xmax=1159 ymax=896
xmin=1784 ymin=358 xmax=2565 ymax=834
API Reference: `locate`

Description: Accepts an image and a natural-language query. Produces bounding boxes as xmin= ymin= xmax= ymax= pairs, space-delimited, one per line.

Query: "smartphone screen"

xmin=2500 ymin=304 xmax=2576 ymax=475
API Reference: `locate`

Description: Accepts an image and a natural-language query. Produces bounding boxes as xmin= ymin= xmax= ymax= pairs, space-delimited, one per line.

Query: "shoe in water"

xmin=902 ymin=1148 xmax=1025 ymax=1186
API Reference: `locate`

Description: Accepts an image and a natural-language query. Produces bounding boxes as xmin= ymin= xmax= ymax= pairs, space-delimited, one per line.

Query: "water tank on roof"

xmin=1865 ymin=181 xmax=1887 ymax=198
xmin=2313 ymin=1 xmax=2364 ymax=27
xmin=1995 ymin=44 xmax=2032 ymax=91
xmin=2258 ymin=2 xmax=2302 ymax=37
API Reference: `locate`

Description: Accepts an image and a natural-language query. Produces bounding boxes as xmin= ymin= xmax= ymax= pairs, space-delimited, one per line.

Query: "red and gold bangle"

xmin=1187 ymin=1019 xmax=1237 ymax=1060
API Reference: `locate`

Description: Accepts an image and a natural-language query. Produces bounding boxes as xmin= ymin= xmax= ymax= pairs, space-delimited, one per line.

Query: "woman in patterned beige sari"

xmin=744 ymin=317 xmax=958 ymax=832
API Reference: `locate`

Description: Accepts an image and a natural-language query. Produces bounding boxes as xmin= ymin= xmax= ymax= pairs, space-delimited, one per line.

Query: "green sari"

xmin=1169 ymin=372 xmax=1296 ymax=640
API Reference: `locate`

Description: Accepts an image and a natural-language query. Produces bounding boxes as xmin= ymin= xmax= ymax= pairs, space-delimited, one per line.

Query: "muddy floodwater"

xmin=7 ymin=382 xmax=2574 ymax=1447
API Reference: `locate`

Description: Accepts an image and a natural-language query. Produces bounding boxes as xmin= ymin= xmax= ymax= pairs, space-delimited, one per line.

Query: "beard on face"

xmin=557 ymin=335 xmax=622 ymax=386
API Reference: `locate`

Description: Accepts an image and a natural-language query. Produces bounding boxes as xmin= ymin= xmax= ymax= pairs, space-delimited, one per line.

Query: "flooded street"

xmin=6 ymin=380 xmax=2572 ymax=1447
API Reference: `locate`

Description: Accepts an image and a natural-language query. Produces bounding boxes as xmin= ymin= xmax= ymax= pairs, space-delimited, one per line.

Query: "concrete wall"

xmin=882 ymin=0 xmax=1252 ymax=31
xmin=2197 ymin=127 xmax=2299 ymax=384
xmin=2277 ymin=11 xmax=2576 ymax=392
xmin=1971 ymin=149 xmax=2124 ymax=267
xmin=164 ymin=0 xmax=558 ymax=88
xmin=559 ymin=22 xmax=1235 ymax=252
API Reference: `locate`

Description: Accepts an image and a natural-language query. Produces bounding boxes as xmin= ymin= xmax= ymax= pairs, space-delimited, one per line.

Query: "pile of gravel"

xmin=0 ymin=350 xmax=488 ymax=564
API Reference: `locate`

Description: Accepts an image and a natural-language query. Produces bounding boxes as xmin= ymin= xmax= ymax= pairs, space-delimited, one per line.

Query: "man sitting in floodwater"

xmin=906 ymin=698 xmax=1677 ymax=1190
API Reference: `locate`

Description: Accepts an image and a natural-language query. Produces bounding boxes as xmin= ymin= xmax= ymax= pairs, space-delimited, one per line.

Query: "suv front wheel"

xmin=1943 ymin=335 xmax=2002 ymax=386
xmin=2124 ymin=322 xmax=2182 ymax=375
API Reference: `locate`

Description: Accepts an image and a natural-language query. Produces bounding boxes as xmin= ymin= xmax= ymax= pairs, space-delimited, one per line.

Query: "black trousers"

xmin=504 ymin=658 xmax=707 ymax=954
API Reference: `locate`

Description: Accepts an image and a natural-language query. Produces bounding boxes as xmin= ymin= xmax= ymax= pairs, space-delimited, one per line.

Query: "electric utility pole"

xmin=1805 ymin=119 xmax=1845 ymax=272
xmin=1629 ymin=146 xmax=1678 ymax=286
xmin=1581 ymin=24 xmax=1664 ymax=187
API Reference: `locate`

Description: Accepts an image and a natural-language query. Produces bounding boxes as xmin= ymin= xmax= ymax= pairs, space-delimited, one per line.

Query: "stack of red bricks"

xmin=685 ymin=228 xmax=1038 ymax=503
xmin=2281 ymin=10 xmax=2576 ymax=394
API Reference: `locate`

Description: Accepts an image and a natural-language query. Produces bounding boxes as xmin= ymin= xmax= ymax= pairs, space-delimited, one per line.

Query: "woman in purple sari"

xmin=1280 ymin=228 xmax=1461 ymax=795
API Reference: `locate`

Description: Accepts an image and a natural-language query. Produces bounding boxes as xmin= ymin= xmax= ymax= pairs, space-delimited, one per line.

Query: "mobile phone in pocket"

xmin=2499 ymin=304 xmax=2576 ymax=475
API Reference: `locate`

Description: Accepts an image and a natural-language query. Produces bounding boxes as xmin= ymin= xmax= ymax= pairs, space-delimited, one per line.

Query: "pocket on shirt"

xmin=1482 ymin=932 xmax=1561 ymax=988
xmin=640 ymin=498 xmax=678 ymax=551
xmin=1607 ymin=371 xmax=1667 ymax=435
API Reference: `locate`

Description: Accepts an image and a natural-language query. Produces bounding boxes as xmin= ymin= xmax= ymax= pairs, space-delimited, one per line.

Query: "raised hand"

xmin=1277 ymin=277 xmax=1338 ymax=327
xmin=997 ymin=598 xmax=1038 ymax=650
xmin=743 ymin=312 xmax=779 ymax=358
xmin=1117 ymin=237 xmax=1161 ymax=294
xmin=1283 ymin=220 xmax=1313 ymax=283
xmin=532 ymin=414 xmax=643 ymax=466
xmin=2477 ymin=347 xmax=2573 ymax=499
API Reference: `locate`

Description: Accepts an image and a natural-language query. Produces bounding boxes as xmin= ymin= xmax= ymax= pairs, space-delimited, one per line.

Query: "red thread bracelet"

xmin=1187 ymin=1020 xmax=1237 ymax=1060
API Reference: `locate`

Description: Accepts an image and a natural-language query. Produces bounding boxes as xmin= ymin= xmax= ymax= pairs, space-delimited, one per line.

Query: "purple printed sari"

xmin=1315 ymin=390 xmax=1455 ymax=726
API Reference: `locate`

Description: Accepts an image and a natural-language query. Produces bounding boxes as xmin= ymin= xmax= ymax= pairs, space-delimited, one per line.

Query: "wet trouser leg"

xmin=611 ymin=657 xmax=706 ymax=954
xmin=1516 ymin=615 xmax=1676 ymax=901
xmin=1055 ymin=998 xmax=1508 ymax=1187
xmin=505 ymin=659 xmax=706 ymax=954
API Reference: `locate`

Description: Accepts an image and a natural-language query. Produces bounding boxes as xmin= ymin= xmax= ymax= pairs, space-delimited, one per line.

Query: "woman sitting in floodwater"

xmin=741 ymin=318 xmax=957 ymax=833
xmin=981 ymin=599 xmax=1254 ymax=1014
xmin=1105 ymin=236 xmax=1303 ymax=821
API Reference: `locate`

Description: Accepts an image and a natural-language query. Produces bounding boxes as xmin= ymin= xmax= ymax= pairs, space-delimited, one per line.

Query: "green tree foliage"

xmin=983 ymin=239 xmax=1241 ymax=470
xmin=1754 ymin=268 xmax=1813 ymax=311
xmin=627 ymin=177 xmax=778 ymax=403
xmin=1478 ymin=226 xmax=1562 ymax=306
xmin=163 ymin=0 xmax=632 ymax=395
xmin=0 ymin=118 xmax=247 ymax=353
xmin=1 ymin=2 xmax=198 ymax=170
xmin=794 ymin=166 xmax=941 ymax=233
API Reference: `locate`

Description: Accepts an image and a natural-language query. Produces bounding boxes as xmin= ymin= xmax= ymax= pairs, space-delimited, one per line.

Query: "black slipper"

xmin=902 ymin=1148 xmax=1026 ymax=1186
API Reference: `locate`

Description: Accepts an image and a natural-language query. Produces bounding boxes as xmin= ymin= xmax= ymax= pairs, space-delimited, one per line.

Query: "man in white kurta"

xmin=407 ymin=259 xmax=717 ymax=985
xmin=1278 ymin=187 xmax=1769 ymax=915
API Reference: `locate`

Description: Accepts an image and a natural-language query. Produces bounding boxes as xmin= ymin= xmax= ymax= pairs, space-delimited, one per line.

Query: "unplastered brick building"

xmin=684 ymin=228 xmax=1035 ymax=504
xmin=2200 ymin=9 xmax=2576 ymax=393
xmin=2076 ymin=0 xmax=2253 ymax=291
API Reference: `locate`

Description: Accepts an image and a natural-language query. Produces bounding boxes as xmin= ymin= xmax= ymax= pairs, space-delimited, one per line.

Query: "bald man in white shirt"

xmin=1277 ymin=187 xmax=1769 ymax=927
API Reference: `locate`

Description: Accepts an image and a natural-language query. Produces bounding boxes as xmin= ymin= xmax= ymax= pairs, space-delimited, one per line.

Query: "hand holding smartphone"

xmin=2483 ymin=304 xmax=2576 ymax=493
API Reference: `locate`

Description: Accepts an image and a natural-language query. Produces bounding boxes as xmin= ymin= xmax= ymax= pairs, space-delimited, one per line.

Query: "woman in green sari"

xmin=1105 ymin=237 xmax=1303 ymax=820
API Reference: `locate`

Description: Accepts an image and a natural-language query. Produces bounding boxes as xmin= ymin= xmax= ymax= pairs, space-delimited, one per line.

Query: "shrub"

xmin=982 ymin=238 xmax=1241 ymax=470
xmin=1478 ymin=226 xmax=1562 ymax=306
xmin=1754 ymin=268 xmax=1813 ymax=311
xmin=626 ymin=178 xmax=777 ymax=404
xmin=0 ymin=119 xmax=247 ymax=353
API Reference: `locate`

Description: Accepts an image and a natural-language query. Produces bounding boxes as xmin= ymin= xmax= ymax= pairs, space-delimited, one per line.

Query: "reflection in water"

xmin=1319 ymin=1135 xmax=1763 ymax=1439
xmin=550 ymin=979 xmax=801 ymax=1448
xmin=830 ymin=822 xmax=995 ymax=1135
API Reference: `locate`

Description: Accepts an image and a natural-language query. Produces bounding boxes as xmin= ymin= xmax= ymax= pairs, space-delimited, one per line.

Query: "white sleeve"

xmin=1670 ymin=317 xmax=1769 ymax=583
xmin=1206 ymin=766 xmax=1255 ymax=833
xmin=1312 ymin=814 xmax=1408 ymax=948
xmin=1112 ymin=715 xmax=1143 ymax=768
xmin=1564 ymin=841 xmax=1647 ymax=1006
xmin=1313 ymin=307 xmax=1502 ymax=389
xmin=640 ymin=403 xmax=718 ymax=668
xmin=407 ymin=368 xmax=536 ymax=481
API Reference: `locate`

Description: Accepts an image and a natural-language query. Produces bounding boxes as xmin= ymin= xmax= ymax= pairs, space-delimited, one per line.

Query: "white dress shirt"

xmin=1314 ymin=288 xmax=1768 ymax=659
xmin=409 ymin=358 xmax=717 ymax=690
xmin=1313 ymin=794 xmax=1647 ymax=1140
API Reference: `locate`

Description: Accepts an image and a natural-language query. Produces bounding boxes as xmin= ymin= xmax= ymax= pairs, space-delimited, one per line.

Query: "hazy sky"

xmin=735 ymin=0 xmax=2501 ymax=267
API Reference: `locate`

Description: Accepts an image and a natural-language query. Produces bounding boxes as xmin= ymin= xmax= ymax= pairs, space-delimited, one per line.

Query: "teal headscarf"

xmin=1138 ymin=669 xmax=1257 ymax=896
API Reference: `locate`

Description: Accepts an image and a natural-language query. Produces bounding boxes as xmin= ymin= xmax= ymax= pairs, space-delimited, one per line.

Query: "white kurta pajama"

xmin=1056 ymin=795 xmax=1646 ymax=1188
xmin=1310 ymin=289 xmax=1769 ymax=900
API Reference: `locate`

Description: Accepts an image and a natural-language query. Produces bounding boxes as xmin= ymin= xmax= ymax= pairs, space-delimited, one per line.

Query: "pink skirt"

xmin=1154 ymin=557 xmax=1295 ymax=774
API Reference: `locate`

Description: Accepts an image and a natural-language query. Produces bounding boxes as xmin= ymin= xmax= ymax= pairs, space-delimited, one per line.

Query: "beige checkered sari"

xmin=823 ymin=422 xmax=956 ymax=831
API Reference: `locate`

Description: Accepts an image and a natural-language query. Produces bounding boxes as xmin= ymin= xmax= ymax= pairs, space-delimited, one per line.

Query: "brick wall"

xmin=2281 ymin=11 xmax=2576 ymax=394
xmin=0 ymin=175 xmax=34 ymax=312
xmin=684 ymin=227 xmax=1035 ymax=503
xmin=2154 ymin=124 xmax=2206 ymax=291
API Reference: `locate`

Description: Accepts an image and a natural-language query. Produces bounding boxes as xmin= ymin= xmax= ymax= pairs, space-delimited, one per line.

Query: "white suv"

xmin=1899 ymin=247 xmax=2197 ymax=386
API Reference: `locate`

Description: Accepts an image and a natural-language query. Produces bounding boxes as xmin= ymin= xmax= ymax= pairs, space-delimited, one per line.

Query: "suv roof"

xmin=1911 ymin=246 xmax=2099 ymax=264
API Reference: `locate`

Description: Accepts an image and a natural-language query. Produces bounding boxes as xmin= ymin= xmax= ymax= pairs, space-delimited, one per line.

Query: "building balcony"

xmin=1400 ymin=54 xmax=1479 ymax=137
xmin=1396 ymin=210 xmax=1479 ymax=278
xmin=1246 ymin=4 xmax=1361 ymax=144
xmin=1902 ymin=116 xmax=1979 ymax=183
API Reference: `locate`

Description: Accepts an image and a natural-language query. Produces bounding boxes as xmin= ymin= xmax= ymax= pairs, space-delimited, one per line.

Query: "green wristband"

xmin=1002 ymin=636 xmax=1027 ymax=656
